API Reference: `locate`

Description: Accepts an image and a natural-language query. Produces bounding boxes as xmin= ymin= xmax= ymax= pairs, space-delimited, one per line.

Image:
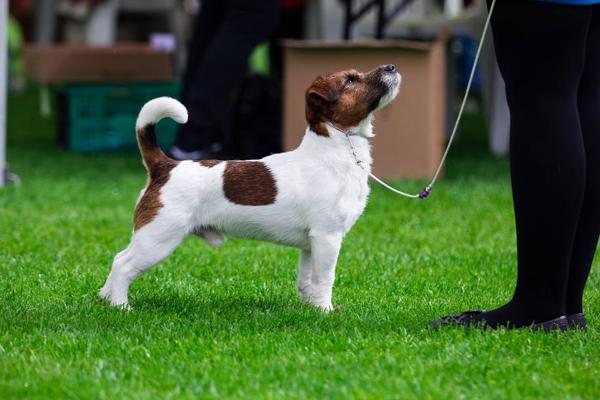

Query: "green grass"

xmin=1 ymin=90 xmax=599 ymax=399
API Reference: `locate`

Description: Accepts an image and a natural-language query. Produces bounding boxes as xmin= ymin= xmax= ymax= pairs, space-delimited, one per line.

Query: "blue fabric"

xmin=538 ymin=0 xmax=600 ymax=4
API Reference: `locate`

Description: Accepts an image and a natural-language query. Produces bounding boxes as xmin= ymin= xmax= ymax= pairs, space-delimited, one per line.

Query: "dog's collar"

xmin=326 ymin=122 xmax=368 ymax=170
xmin=325 ymin=122 xmax=362 ymax=137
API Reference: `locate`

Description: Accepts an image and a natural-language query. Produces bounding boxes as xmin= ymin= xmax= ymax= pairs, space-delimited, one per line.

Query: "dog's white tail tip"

xmin=136 ymin=97 xmax=188 ymax=129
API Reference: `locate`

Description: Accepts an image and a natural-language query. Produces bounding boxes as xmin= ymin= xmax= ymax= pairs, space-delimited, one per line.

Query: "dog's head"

xmin=305 ymin=64 xmax=401 ymax=138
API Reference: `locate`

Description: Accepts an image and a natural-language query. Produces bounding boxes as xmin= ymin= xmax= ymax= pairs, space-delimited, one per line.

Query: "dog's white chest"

xmin=335 ymin=170 xmax=370 ymax=233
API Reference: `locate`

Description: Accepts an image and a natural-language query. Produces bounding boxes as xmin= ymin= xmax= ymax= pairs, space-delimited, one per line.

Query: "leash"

xmin=331 ymin=0 xmax=497 ymax=200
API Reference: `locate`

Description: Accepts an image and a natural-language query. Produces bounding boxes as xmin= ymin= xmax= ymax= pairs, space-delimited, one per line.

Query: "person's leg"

xmin=566 ymin=5 xmax=600 ymax=317
xmin=476 ymin=0 xmax=591 ymax=328
xmin=175 ymin=0 xmax=227 ymax=155
xmin=180 ymin=0 xmax=227 ymax=108
xmin=175 ymin=0 xmax=280 ymax=157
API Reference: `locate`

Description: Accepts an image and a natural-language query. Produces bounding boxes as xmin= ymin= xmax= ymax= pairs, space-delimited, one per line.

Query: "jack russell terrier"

xmin=100 ymin=64 xmax=401 ymax=311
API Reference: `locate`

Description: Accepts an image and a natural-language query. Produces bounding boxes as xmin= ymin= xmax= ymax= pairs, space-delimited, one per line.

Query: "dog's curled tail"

xmin=136 ymin=97 xmax=188 ymax=168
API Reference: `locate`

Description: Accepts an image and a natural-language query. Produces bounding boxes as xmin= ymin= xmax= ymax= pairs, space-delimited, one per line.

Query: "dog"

xmin=99 ymin=64 xmax=401 ymax=311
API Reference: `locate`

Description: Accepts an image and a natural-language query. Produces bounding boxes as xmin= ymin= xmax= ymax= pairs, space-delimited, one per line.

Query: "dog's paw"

xmin=297 ymin=284 xmax=313 ymax=304
xmin=315 ymin=303 xmax=335 ymax=313
xmin=99 ymin=285 xmax=111 ymax=302
xmin=99 ymin=284 xmax=130 ymax=310
xmin=111 ymin=302 xmax=132 ymax=312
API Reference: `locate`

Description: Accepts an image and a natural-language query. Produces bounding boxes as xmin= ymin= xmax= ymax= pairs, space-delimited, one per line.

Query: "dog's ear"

xmin=305 ymin=76 xmax=338 ymax=136
xmin=306 ymin=76 xmax=338 ymax=105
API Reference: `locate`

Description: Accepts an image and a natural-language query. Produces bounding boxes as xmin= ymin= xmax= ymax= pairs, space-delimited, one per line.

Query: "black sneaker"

xmin=431 ymin=310 xmax=484 ymax=329
xmin=431 ymin=311 xmax=568 ymax=332
xmin=566 ymin=313 xmax=587 ymax=331
xmin=170 ymin=145 xmax=212 ymax=161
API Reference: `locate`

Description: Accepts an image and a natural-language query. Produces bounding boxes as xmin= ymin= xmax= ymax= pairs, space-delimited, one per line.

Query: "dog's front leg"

xmin=308 ymin=232 xmax=343 ymax=312
xmin=297 ymin=249 xmax=313 ymax=303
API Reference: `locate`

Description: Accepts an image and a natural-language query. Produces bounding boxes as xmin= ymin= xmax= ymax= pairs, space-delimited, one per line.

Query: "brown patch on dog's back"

xmin=133 ymin=158 xmax=178 ymax=231
xmin=197 ymin=159 xmax=222 ymax=168
xmin=223 ymin=161 xmax=277 ymax=206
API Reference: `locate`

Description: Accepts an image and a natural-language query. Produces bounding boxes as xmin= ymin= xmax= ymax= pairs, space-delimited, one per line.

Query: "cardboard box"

xmin=24 ymin=44 xmax=174 ymax=84
xmin=283 ymin=38 xmax=447 ymax=179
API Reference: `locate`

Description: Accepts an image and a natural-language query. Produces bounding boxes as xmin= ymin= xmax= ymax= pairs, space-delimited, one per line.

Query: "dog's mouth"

xmin=373 ymin=70 xmax=401 ymax=111
xmin=363 ymin=65 xmax=401 ymax=113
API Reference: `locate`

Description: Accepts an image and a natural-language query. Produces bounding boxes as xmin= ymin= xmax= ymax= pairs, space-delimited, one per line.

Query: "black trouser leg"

xmin=481 ymin=0 xmax=592 ymax=327
xmin=566 ymin=6 xmax=600 ymax=316
xmin=175 ymin=0 xmax=280 ymax=153
xmin=180 ymin=0 xmax=227 ymax=110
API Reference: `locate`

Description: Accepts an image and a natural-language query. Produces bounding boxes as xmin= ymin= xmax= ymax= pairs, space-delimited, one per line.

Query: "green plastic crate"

xmin=60 ymin=82 xmax=181 ymax=153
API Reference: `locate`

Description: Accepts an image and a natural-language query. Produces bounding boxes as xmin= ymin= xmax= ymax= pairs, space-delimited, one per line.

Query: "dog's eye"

xmin=344 ymin=75 xmax=357 ymax=89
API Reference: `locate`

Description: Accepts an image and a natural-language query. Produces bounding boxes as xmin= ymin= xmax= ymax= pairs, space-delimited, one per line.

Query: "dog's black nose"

xmin=383 ymin=64 xmax=396 ymax=73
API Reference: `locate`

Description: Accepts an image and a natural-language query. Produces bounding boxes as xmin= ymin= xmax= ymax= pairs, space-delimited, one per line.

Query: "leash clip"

xmin=418 ymin=186 xmax=432 ymax=199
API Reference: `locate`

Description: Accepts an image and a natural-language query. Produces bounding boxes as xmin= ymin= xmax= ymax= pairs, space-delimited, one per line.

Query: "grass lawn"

xmin=1 ymin=89 xmax=599 ymax=400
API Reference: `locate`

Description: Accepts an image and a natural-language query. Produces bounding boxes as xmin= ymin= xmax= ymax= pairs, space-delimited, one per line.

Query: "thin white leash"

xmin=332 ymin=0 xmax=497 ymax=200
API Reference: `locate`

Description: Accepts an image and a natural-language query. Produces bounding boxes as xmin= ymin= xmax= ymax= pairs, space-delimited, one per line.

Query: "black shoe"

xmin=529 ymin=316 xmax=569 ymax=332
xmin=566 ymin=313 xmax=587 ymax=331
xmin=431 ymin=310 xmax=568 ymax=332
xmin=430 ymin=310 xmax=484 ymax=329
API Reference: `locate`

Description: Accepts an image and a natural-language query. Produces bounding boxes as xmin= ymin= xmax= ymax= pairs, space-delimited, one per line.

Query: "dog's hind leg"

xmin=99 ymin=223 xmax=186 ymax=308
xmin=297 ymin=249 xmax=313 ymax=304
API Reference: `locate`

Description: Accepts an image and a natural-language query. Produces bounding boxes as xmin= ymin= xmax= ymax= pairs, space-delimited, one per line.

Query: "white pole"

xmin=0 ymin=0 xmax=7 ymax=187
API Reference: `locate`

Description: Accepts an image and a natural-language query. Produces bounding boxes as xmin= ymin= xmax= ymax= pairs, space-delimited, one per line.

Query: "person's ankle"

xmin=510 ymin=296 xmax=566 ymax=322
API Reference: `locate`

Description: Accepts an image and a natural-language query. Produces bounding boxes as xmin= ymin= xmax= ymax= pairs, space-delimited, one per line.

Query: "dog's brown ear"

xmin=305 ymin=76 xmax=338 ymax=136
xmin=306 ymin=76 xmax=338 ymax=105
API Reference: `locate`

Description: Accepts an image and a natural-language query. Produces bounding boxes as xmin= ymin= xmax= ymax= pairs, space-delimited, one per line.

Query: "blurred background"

xmin=1 ymin=0 xmax=509 ymax=186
